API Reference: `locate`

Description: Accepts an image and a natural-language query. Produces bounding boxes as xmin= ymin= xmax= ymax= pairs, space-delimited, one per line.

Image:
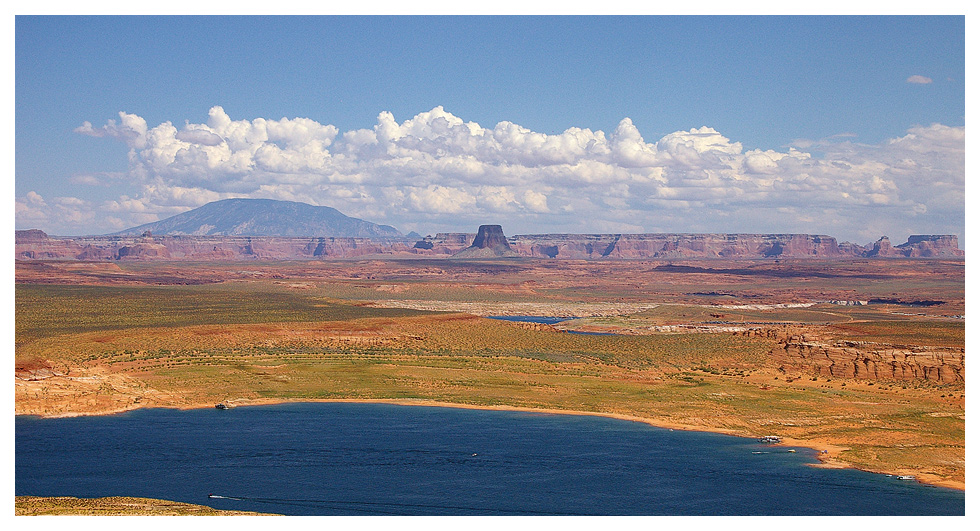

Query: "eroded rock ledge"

xmin=770 ymin=335 xmax=964 ymax=383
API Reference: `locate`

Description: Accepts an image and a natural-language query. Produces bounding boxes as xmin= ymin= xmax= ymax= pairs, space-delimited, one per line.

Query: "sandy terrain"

xmin=15 ymin=258 xmax=965 ymax=495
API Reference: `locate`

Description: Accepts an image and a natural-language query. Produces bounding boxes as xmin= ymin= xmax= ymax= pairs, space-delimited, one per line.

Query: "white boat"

xmin=759 ymin=435 xmax=782 ymax=443
xmin=897 ymin=475 xmax=916 ymax=481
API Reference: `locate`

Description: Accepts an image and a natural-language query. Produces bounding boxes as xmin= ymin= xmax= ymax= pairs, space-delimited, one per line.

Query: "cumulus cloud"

xmin=407 ymin=185 xmax=476 ymax=214
xmin=175 ymin=128 xmax=224 ymax=146
xmin=523 ymin=190 xmax=550 ymax=213
xmin=906 ymin=75 xmax=933 ymax=84
xmin=25 ymin=190 xmax=46 ymax=206
xmin=16 ymin=192 xmax=98 ymax=232
xmin=43 ymin=106 xmax=964 ymax=243
xmin=74 ymin=111 xmax=148 ymax=148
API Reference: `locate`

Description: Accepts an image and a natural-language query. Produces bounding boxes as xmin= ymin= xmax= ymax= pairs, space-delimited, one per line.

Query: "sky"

xmin=13 ymin=15 xmax=966 ymax=247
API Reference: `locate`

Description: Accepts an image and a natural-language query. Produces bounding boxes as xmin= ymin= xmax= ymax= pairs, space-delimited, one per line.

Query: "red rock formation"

xmin=76 ymin=245 xmax=115 ymax=261
xmin=116 ymin=243 xmax=171 ymax=260
xmin=771 ymin=336 xmax=964 ymax=383
xmin=864 ymin=236 xmax=898 ymax=257
xmin=510 ymin=233 xmax=845 ymax=259
xmin=412 ymin=233 xmax=473 ymax=256
xmin=508 ymin=234 xmax=619 ymax=259
xmin=15 ymin=229 xmax=49 ymax=242
xmin=837 ymin=241 xmax=868 ymax=256
xmin=13 ymin=231 xmax=964 ymax=261
xmin=896 ymin=235 xmax=965 ymax=257
xmin=15 ymin=232 xmax=90 ymax=260
xmin=452 ymin=225 xmax=520 ymax=258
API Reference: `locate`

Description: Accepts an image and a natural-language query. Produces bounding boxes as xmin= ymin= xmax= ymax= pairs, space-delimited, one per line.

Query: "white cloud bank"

xmin=18 ymin=106 xmax=964 ymax=244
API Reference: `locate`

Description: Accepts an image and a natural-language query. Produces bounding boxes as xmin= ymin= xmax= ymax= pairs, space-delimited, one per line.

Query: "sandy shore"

xmin=25 ymin=395 xmax=962 ymax=492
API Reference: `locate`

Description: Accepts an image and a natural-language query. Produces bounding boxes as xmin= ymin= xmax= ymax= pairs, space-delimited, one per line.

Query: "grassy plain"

xmin=15 ymin=258 xmax=965 ymax=491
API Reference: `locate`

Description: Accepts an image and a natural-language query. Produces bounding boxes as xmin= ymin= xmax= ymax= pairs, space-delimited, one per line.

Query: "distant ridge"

xmin=15 ymin=224 xmax=963 ymax=261
xmin=111 ymin=198 xmax=402 ymax=238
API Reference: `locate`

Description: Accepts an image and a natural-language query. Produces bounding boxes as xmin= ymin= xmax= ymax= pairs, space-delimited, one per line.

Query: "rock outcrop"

xmin=15 ymin=229 xmax=49 ymax=242
xmin=864 ymin=236 xmax=898 ymax=257
xmin=896 ymin=235 xmax=965 ymax=257
xmin=411 ymin=233 xmax=473 ymax=256
xmin=451 ymin=225 xmax=520 ymax=259
xmin=862 ymin=235 xmax=964 ymax=258
xmin=771 ymin=336 xmax=964 ymax=383
xmin=115 ymin=244 xmax=170 ymax=260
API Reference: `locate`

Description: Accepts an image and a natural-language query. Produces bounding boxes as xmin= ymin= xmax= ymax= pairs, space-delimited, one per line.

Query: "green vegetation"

xmin=630 ymin=304 xmax=860 ymax=324
xmin=15 ymin=284 xmax=430 ymax=344
xmin=826 ymin=320 xmax=964 ymax=347
xmin=14 ymin=259 xmax=965 ymax=489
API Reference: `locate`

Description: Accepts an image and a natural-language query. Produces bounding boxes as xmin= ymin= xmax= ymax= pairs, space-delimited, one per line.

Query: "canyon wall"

xmin=15 ymin=229 xmax=964 ymax=261
xmin=508 ymin=233 xmax=847 ymax=259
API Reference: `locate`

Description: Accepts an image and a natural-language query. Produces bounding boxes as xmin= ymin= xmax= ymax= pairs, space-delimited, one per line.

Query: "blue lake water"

xmin=488 ymin=315 xmax=570 ymax=325
xmin=487 ymin=315 xmax=617 ymax=336
xmin=16 ymin=402 xmax=964 ymax=515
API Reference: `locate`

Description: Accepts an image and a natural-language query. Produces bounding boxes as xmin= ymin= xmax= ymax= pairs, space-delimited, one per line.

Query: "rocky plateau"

xmin=16 ymin=228 xmax=964 ymax=261
xmin=16 ymin=198 xmax=963 ymax=261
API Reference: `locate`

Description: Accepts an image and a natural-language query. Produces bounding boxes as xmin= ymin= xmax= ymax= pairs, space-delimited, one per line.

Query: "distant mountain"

xmin=112 ymin=198 xmax=402 ymax=238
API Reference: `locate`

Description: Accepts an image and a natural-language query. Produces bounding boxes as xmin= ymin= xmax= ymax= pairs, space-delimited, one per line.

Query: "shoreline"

xmin=17 ymin=396 xmax=965 ymax=492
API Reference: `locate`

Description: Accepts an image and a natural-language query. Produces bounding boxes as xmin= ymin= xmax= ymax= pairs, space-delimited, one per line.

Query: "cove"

xmin=16 ymin=402 xmax=964 ymax=516
xmin=487 ymin=315 xmax=617 ymax=336
xmin=487 ymin=315 xmax=570 ymax=324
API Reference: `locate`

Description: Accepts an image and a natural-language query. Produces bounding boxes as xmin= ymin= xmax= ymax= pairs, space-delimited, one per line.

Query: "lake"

xmin=487 ymin=315 xmax=571 ymax=325
xmin=487 ymin=315 xmax=617 ymax=335
xmin=15 ymin=402 xmax=964 ymax=515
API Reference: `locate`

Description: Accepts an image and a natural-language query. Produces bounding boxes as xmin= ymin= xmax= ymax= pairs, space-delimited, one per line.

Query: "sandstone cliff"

xmin=14 ymin=229 xmax=964 ymax=261
xmin=770 ymin=335 xmax=964 ymax=384
xmin=508 ymin=233 xmax=846 ymax=259
xmin=896 ymin=235 xmax=964 ymax=258
xmin=411 ymin=233 xmax=473 ymax=256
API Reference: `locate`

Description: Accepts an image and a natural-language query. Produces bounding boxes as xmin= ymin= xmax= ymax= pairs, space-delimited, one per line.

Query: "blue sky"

xmin=14 ymin=15 xmax=966 ymax=246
